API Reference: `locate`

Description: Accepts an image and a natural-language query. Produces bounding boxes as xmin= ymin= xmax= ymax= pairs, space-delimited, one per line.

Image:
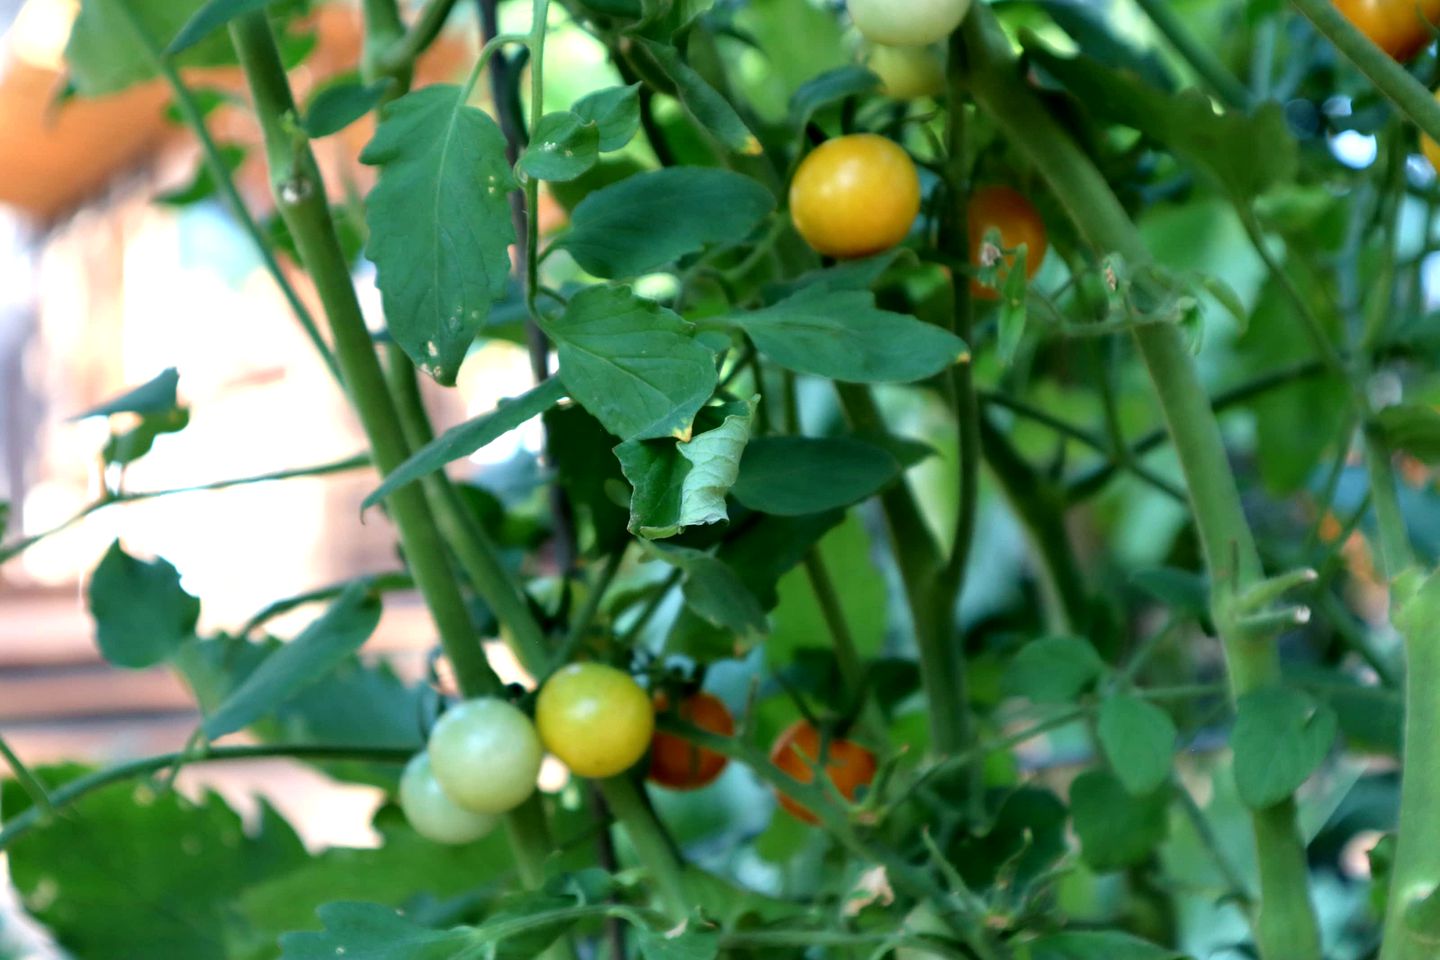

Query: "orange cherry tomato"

xmin=1333 ymin=0 xmax=1440 ymax=62
xmin=967 ymin=185 xmax=1048 ymax=301
xmin=768 ymin=719 xmax=878 ymax=824
xmin=790 ymin=134 xmax=922 ymax=259
xmin=648 ymin=692 xmax=735 ymax=791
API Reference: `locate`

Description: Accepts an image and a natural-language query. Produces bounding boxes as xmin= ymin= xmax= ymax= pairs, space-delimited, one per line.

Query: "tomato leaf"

xmin=1002 ymin=636 xmax=1105 ymax=704
xmin=66 ymin=0 xmax=236 ymax=96
xmin=731 ymin=436 xmax=902 ymax=516
xmin=362 ymin=378 xmax=566 ymax=511
xmin=361 ymin=85 xmax=516 ymax=385
xmin=788 ymin=65 xmax=881 ymax=129
xmin=1231 ymin=687 xmax=1338 ymax=809
xmin=573 ymin=84 xmax=642 ymax=151
xmin=558 ymin=167 xmax=774 ymax=278
xmin=646 ymin=543 xmax=768 ymax=637
xmin=305 ymin=78 xmax=393 ymax=138
xmin=637 ymin=923 xmax=721 ymax=960
xmin=1375 ymin=404 xmax=1440 ymax=465
xmin=1096 ymin=693 xmax=1177 ymax=796
xmin=636 ymin=39 xmax=761 ymax=155
xmin=614 ymin=399 xmax=755 ymax=539
xmin=545 ymin=285 xmax=717 ymax=442
xmin=518 ymin=112 xmax=601 ymax=182
xmin=166 ymin=0 xmax=273 ymax=55
xmin=1070 ymin=769 xmax=1171 ymax=872
xmin=201 ymin=583 xmax=382 ymax=740
xmin=70 ymin=367 xmax=180 ymax=419
xmin=87 ymin=540 xmax=200 ymax=668
xmin=732 ymin=287 xmax=969 ymax=383
xmin=1023 ymin=931 xmax=1186 ymax=960
xmin=279 ymin=902 xmax=473 ymax=960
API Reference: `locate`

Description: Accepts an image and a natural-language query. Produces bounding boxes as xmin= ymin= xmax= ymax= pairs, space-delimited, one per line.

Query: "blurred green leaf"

xmin=573 ymin=84 xmax=642 ymax=152
xmin=155 ymin=145 xmax=246 ymax=206
xmin=1022 ymin=931 xmax=1185 ymax=960
xmin=278 ymin=902 xmax=472 ymax=959
xmin=637 ymin=39 xmax=761 ymax=155
xmin=305 ymin=78 xmax=391 ymax=138
xmin=66 ymin=0 xmax=236 ymax=96
xmin=788 ymin=65 xmax=879 ymax=129
xmin=519 ymin=112 xmax=601 ymax=182
xmin=1070 ymin=770 xmax=1170 ymax=871
xmin=732 ymin=436 xmax=902 ymax=516
xmin=1097 ymin=693 xmax=1176 ymax=796
xmin=1003 ymin=636 xmax=1105 ymax=704
xmin=167 ymin=0 xmax=273 ymax=54
xmin=1232 ymin=687 xmax=1337 ymax=809
xmin=88 ymin=540 xmax=200 ymax=668
xmin=71 ymin=368 xmax=180 ymax=419
xmin=1376 ymin=404 xmax=1440 ymax=465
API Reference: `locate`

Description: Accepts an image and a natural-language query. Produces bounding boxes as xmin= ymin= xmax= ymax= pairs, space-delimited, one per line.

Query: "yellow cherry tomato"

xmin=536 ymin=663 xmax=655 ymax=778
xmin=790 ymin=134 xmax=922 ymax=259
xmin=1333 ymin=0 xmax=1440 ymax=62
xmin=867 ymin=45 xmax=947 ymax=100
xmin=849 ymin=0 xmax=971 ymax=47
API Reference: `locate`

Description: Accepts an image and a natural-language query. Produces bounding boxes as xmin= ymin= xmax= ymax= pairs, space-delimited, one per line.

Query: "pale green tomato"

xmin=399 ymin=752 xmax=498 ymax=845
xmin=427 ymin=698 xmax=543 ymax=814
xmin=867 ymin=45 xmax=946 ymax=100
xmin=849 ymin=0 xmax=971 ymax=47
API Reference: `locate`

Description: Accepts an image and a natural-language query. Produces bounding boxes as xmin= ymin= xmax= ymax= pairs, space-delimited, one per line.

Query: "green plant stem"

xmin=239 ymin=571 xmax=414 ymax=635
xmin=1132 ymin=0 xmax=1252 ymax=108
xmin=0 ymin=453 xmax=369 ymax=565
xmin=1380 ymin=583 xmax=1440 ymax=960
xmin=0 ymin=734 xmax=52 ymax=817
xmin=596 ymin=776 xmax=689 ymax=919
xmin=382 ymin=347 xmax=551 ymax=673
xmin=961 ymin=7 xmax=1321 ymax=958
xmin=0 ymin=744 xmax=413 ymax=852
xmin=378 ymin=0 xmax=464 ymax=76
xmin=803 ymin=550 xmax=862 ymax=691
xmin=227 ymin=12 xmax=498 ymax=698
xmin=112 ymin=0 xmax=341 ymax=387
xmin=1289 ymin=0 xmax=1440 ymax=146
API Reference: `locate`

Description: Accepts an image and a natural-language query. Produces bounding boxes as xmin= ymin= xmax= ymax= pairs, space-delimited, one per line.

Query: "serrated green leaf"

xmin=731 ymin=436 xmax=901 ymax=516
xmin=305 ymin=79 xmax=391 ymax=138
xmin=637 ymin=923 xmax=721 ymax=960
xmin=202 ymin=583 xmax=382 ymax=739
xmin=733 ymin=287 xmax=968 ymax=383
xmin=279 ymin=902 xmax=472 ymax=960
xmin=637 ymin=39 xmax=761 ymax=155
xmin=1070 ymin=769 xmax=1171 ymax=871
xmin=361 ymin=85 xmax=516 ymax=386
xmin=573 ymin=84 xmax=642 ymax=151
xmin=167 ymin=0 xmax=272 ymax=55
xmin=1002 ymin=635 xmax=1105 ymax=704
xmin=71 ymin=368 xmax=180 ymax=419
xmin=1097 ymin=693 xmax=1177 ymax=796
xmin=363 ymin=378 xmax=566 ymax=510
xmin=1232 ymin=687 xmax=1338 ymax=809
xmin=545 ymin=285 xmax=717 ymax=442
xmin=558 ymin=167 xmax=775 ymax=279
xmin=615 ymin=400 xmax=755 ymax=539
xmin=88 ymin=540 xmax=200 ymax=668
xmin=519 ymin=111 xmax=600 ymax=182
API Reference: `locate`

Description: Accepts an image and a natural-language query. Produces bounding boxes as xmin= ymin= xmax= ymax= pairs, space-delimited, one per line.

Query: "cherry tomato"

xmin=867 ymin=45 xmax=947 ymax=100
xmin=1333 ymin=0 xmax=1440 ymax=61
xmin=427 ymin=698 xmax=543 ymax=814
xmin=648 ymin=692 xmax=735 ymax=790
xmin=790 ymin=134 xmax=922 ymax=259
xmin=967 ymin=185 xmax=1048 ymax=300
xmin=399 ymin=752 xmax=498 ymax=845
xmin=768 ymin=719 xmax=878 ymax=824
xmin=849 ymin=0 xmax=971 ymax=47
xmin=537 ymin=663 xmax=654 ymax=779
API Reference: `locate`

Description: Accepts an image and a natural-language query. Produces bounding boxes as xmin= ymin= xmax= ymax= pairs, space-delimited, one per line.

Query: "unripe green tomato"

xmin=867 ymin=45 xmax=946 ymax=100
xmin=399 ymin=752 xmax=498 ymax=845
xmin=427 ymin=698 xmax=544 ymax=814
xmin=849 ymin=0 xmax=971 ymax=47
xmin=895 ymin=903 xmax=953 ymax=959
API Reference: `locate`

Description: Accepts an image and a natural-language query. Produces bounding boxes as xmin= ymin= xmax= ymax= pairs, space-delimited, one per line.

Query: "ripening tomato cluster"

xmin=398 ymin=659 xmax=880 ymax=844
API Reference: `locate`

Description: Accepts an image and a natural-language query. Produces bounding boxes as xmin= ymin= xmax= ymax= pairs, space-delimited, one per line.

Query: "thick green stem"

xmin=1289 ymin=0 xmax=1440 ymax=146
xmin=597 ymin=776 xmax=689 ymax=919
xmin=227 ymin=12 xmax=497 ymax=699
xmin=1132 ymin=0 xmax=1252 ymax=108
xmin=1381 ymin=577 xmax=1440 ymax=960
xmin=962 ymin=8 xmax=1321 ymax=958
xmin=382 ymin=347 xmax=551 ymax=673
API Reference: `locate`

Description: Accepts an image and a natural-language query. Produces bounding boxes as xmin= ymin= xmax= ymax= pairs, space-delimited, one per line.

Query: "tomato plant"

xmin=768 ymin=720 xmax=878 ymax=824
xmin=789 ymin=133 xmax=922 ymax=258
xmin=648 ymin=692 xmax=734 ymax=790
xmin=2 ymin=0 xmax=1438 ymax=959
xmin=536 ymin=663 xmax=654 ymax=779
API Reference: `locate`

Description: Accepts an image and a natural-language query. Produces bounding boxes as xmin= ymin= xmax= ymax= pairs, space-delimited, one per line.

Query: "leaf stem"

xmin=803 ymin=549 xmax=862 ymax=692
xmin=596 ymin=775 xmax=689 ymax=920
xmin=1131 ymin=0 xmax=1252 ymax=108
xmin=0 ymin=734 xmax=52 ymax=818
